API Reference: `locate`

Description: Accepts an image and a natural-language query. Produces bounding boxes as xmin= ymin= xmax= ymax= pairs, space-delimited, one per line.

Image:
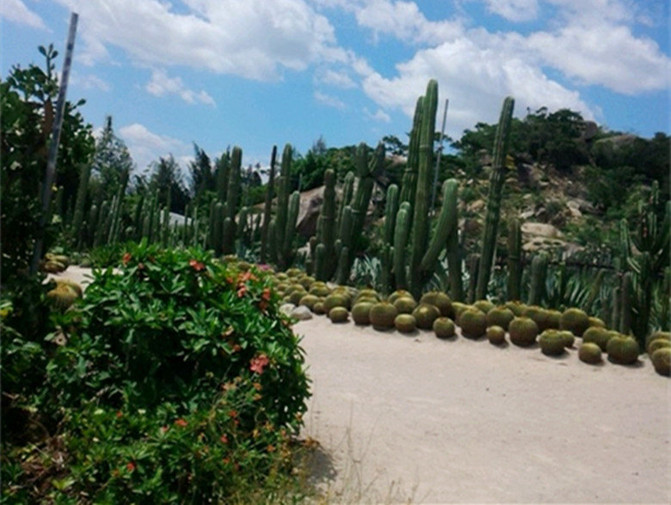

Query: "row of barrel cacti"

xmin=262 ymin=263 xmax=669 ymax=376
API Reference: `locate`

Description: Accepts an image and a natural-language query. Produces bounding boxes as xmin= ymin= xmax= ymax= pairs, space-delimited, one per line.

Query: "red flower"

xmin=250 ymin=354 xmax=270 ymax=374
xmin=228 ymin=409 xmax=238 ymax=419
xmin=237 ymin=285 xmax=247 ymax=298
xmin=175 ymin=418 xmax=188 ymax=427
xmin=261 ymin=288 xmax=271 ymax=301
xmin=189 ymin=259 xmax=205 ymax=272
xmin=116 ymin=410 xmax=123 ymax=419
xmin=220 ymin=434 xmax=229 ymax=444
xmin=126 ymin=461 xmax=136 ymax=472
xmin=160 ymin=425 xmax=169 ymax=434
xmin=122 ymin=253 xmax=132 ymax=265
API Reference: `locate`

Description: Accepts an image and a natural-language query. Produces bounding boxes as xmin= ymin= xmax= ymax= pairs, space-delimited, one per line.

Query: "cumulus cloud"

xmin=145 ymin=69 xmax=215 ymax=105
xmin=360 ymin=34 xmax=594 ymax=138
xmin=119 ymin=123 xmax=190 ymax=171
xmin=315 ymin=67 xmax=357 ymax=88
xmin=527 ymin=18 xmax=671 ymax=93
xmin=364 ymin=107 xmax=391 ymax=122
xmin=483 ymin=0 xmax=539 ymax=22
xmin=0 ymin=0 xmax=47 ymax=29
xmin=54 ymin=0 xmax=338 ymax=80
xmin=314 ymin=90 xmax=347 ymax=109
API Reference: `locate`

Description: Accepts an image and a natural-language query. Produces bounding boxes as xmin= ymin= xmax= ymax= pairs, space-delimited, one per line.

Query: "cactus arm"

xmin=506 ymin=218 xmax=522 ymax=301
xmin=420 ymin=178 xmax=458 ymax=272
xmin=400 ymin=96 xmax=423 ymax=206
xmin=527 ymin=252 xmax=549 ymax=306
xmin=383 ymin=184 xmax=399 ymax=245
xmin=475 ymin=96 xmax=515 ymax=300
xmin=393 ymin=202 xmax=412 ymax=290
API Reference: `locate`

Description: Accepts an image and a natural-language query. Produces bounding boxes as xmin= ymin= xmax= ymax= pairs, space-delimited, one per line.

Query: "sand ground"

xmin=294 ymin=316 xmax=670 ymax=504
xmin=52 ymin=267 xmax=671 ymax=504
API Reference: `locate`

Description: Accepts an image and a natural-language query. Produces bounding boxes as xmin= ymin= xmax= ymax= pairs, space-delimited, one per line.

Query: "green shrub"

xmin=38 ymin=242 xmax=310 ymax=502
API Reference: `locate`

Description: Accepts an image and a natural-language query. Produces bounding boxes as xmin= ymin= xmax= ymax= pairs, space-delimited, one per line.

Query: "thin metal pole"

xmin=430 ymin=98 xmax=449 ymax=214
xmin=31 ymin=12 xmax=79 ymax=273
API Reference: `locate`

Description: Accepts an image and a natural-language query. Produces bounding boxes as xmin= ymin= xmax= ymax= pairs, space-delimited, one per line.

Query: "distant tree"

xmin=90 ymin=115 xmax=134 ymax=202
xmin=188 ymin=143 xmax=214 ymax=201
xmin=148 ymin=155 xmax=189 ymax=214
xmin=382 ymin=134 xmax=408 ymax=157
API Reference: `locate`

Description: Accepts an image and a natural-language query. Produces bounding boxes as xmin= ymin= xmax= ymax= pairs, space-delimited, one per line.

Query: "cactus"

xmin=579 ymin=343 xmax=603 ymax=364
xmin=393 ymin=202 xmax=412 ymax=289
xmin=399 ymin=96 xmax=423 ymax=206
xmin=352 ymin=301 xmax=374 ymax=325
xmin=222 ymin=146 xmax=242 ymax=254
xmin=559 ymin=307 xmax=590 ymax=337
xmin=606 ymin=335 xmax=639 ymax=365
xmin=475 ymin=96 xmax=515 ymax=301
xmin=315 ymin=169 xmax=337 ymax=280
xmin=369 ymin=301 xmax=398 ymax=330
xmin=260 ymin=145 xmax=277 ymax=263
xmin=433 ymin=317 xmax=456 ymax=339
xmin=486 ymin=325 xmax=506 ymax=346
xmin=538 ymin=329 xmax=567 ymax=356
xmin=506 ymin=218 xmax=522 ymax=301
xmin=508 ymin=316 xmax=539 ymax=347
xmin=458 ymin=308 xmax=487 ymax=339
xmin=486 ymin=306 xmax=515 ymax=331
xmin=393 ymin=296 xmax=417 ymax=314
xmin=72 ymin=162 xmax=91 ymax=243
xmin=527 ymin=252 xmax=549 ymax=306
xmin=651 ymin=348 xmax=671 ymax=376
xmin=412 ymin=303 xmax=441 ymax=330
xmin=328 ymin=306 xmax=349 ymax=323
xmin=394 ymin=314 xmax=417 ymax=333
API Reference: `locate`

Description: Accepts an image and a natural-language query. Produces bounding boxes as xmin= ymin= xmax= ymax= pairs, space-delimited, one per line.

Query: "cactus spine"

xmin=475 ymin=96 xmax=515 ymax=300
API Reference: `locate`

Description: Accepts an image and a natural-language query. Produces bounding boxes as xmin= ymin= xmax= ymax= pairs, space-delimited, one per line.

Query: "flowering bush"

xmin=30 ymin=241 xmax=310 ymax=502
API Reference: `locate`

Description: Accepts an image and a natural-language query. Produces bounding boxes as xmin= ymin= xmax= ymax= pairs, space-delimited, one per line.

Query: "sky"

xmin=2 ymin=0 xmax=670 ymax=176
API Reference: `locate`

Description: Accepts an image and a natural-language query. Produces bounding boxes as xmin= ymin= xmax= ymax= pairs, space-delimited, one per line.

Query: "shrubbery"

xmin=1 ymin=242 xmax=311 ymax=503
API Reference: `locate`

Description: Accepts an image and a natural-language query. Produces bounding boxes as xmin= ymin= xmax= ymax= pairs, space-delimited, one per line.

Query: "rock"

xmin=296 ymin=187 xmax=324 ymax=239
xmin=291 ymin=305 xmax=313 ymax=320
xmin=467 ymin=199 xmax=485 ymax=213
xmin=280 ymin=303 xmax=296 ymax=317
xmin=521 ymin=222 xmax=563 ymax=239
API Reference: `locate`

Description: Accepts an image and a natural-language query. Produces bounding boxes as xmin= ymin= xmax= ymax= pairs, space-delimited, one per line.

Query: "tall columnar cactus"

xmin=618 ymin=181 xmax=670 ymax=342
xmin=407 ymin=80 xmax=438 ymax=296
xmin=222 ymin=146 xmax=242 ymax=254
xmin=72 ymin=162 xmax=91 ymax=242
xmin=527 ymin=252 xmax=549 ymax=306
xmin=336 ymin=171 xmax=355 ymax=235
xmin=475 ymin=96 xmax=515 ymax=301
xmin=216 ymin=149 xmax=230 ymax=203
xmin=393 ymin=202 xmax=412 ymax=290
xmin=379 ymin=184 xmax=399 ymax=294
xmin=444 ymin=181 xmax=463 ymax=302
xmin=399 ymin=96 xmax=423 ymax=206
xmin=260 ymin=145 xmax=277 ymax=263
xmin=506 ymin=218 xmax=522 ymax=301
xmin=315 ymin=168 xmax=337 ymax=280
xmin=272 ymin=144 xmax=293 ymax=264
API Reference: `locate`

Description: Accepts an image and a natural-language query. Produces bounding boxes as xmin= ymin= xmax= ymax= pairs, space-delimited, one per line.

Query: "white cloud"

xmin=70 ymin=72 xmax=111 ymax=92
xmin=315 ymin=68 xmax=357 ymax=88
xmin=0 ymin=0 xmax=47 ymax=29
xmin=483 ymin=0 xmax=539 ymax=22
xmin=119 ymin=123 xmax=190 ymax=171
xmin=364 ymin=107 xmax=391 ymax=122
xmin=354 ymin=0 xmax=464 ymax=44
xmin=360 ymin=35 xmax=595 ymax=138
xmin=145 ymin=69 xmax=215 ymax=106
xmin=527 ymin=19 xmax=671 ymax=94
xmin=314 ymin=90 xmax=347 ymax=109
xmin=55 ymin=0 xmax=338 ymax=80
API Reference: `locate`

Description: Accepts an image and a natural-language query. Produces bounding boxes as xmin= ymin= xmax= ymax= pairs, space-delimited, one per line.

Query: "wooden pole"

xmin=31 ymin=12 xmax=79 ymax=274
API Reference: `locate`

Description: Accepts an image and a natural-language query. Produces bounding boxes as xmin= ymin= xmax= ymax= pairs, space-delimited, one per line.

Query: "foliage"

xmin=1 ymin=44 xmax=94 ymax=275
xmin=146 ymin=155 xmax=189 ymax=214
xmin=89 ymin=115 xmax=134 ymax=203
xmin=2 ymin=242 xmax=311 ymax=503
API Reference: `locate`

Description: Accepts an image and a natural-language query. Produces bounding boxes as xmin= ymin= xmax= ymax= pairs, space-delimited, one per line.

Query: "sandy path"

xmin=295 ymin=316 xmax=671 ymax=504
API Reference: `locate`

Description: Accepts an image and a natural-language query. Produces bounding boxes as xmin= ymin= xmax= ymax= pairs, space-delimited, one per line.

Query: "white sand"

xmin=295 ymin=316 xmax=671 ymax=504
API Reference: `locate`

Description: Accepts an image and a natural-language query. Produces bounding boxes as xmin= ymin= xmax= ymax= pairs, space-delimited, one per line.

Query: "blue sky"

xmin=2 ymin=0 xmax=669 ymax=176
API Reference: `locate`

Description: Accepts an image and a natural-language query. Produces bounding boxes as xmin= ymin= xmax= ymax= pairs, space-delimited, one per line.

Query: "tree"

xmin=188 ymin=143 xmax=214 ymax=202
xmin=90 ymin=115 xmax=134 ymax=203
xmin=148 ymin=155 xmax=189 ymax=214
xmin=1 ymin=44 xmax=94 ymax=278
